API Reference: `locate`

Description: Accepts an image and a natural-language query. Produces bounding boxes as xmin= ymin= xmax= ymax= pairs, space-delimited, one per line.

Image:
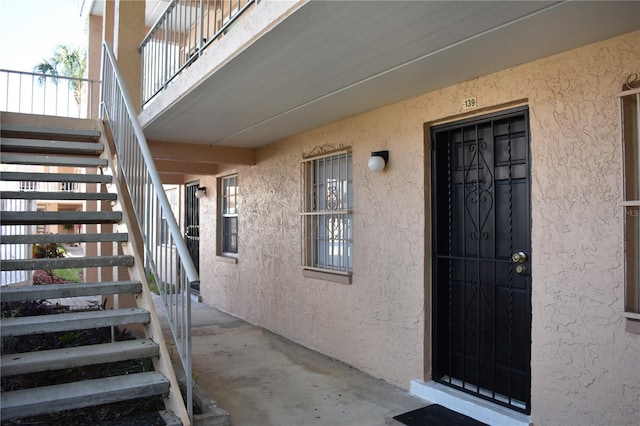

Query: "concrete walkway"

xmin=157 ymin=297 xmax=427 ymax=426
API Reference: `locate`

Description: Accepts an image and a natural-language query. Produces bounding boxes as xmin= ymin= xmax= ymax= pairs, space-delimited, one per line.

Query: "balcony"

xmin=135 ymin=0 xmax=639 ymax=149
xmin=139 ymin=0 xmax=255 ymax=107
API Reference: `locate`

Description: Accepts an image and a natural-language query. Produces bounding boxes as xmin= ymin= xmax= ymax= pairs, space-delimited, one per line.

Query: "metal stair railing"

xmin=0 ymin=69 xmax=100 ymax=118
xmin=100 ymin=41 xmax=198 ymax=420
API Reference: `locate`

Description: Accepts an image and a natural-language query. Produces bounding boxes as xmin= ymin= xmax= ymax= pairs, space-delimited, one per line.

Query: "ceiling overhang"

xmin=134 ymin=1 xmax=639 ymax=149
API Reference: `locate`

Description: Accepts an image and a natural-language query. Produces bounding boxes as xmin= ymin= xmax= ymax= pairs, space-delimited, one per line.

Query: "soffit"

xmin=137 ymin=1 xmax=639 ymax=148
xmin=87 ymin=0 xmax=170 ymax=26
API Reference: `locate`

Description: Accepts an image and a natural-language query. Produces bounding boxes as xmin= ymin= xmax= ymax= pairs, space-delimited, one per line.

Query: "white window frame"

xmin=619 ymin=87 xmax=640 ymax=323
xmin=301 ymin=149 xmax=353 ymax=283
xmin=218 ymin=174 xmax=238 ymax=257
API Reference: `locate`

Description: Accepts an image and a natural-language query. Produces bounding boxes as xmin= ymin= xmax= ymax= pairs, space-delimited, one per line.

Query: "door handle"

xmin=511 ymin=252 xmax=527 ymax=263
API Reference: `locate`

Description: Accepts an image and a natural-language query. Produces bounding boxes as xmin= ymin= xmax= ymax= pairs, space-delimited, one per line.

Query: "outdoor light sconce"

xmin=195 ymin=187 xmax=207 ymax=199
xmin=368 ymin=150 xmax=389 ymax=172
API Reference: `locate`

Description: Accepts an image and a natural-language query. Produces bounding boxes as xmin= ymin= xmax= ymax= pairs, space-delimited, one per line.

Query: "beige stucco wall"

xmin=198 ymin=31 xmax=640 ymax=425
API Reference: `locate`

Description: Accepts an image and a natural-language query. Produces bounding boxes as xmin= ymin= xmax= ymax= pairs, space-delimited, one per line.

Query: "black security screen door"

xmin=432 ymin=107 xmax=532 ymax=414
xmin=185 ymin=181 xmax=200 ymax=294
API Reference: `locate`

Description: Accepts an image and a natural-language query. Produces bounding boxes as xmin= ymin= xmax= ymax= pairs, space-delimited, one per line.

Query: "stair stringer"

xmin=96 ymin=119 xmax=191 ymax=426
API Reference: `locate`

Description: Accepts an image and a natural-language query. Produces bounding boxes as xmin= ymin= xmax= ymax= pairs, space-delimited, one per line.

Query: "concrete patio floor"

xmin=156 ymin=296 xmax=428 ymax=426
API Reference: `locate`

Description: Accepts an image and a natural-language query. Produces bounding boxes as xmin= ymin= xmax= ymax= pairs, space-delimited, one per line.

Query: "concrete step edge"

xmin=0 ymin=232 xmax=127 ymax=245
xmin=1 ymin=152 xmax=108 ymax=167
xmin=1 ymin=211 xmax=121 ymax=225
xmin=0 ymin=255 xmax=134 ymax=271
xmin=0 ymin=138 xmax=104 ymax=156
xmin=0 ymin=124 xmax=101 ymax=141
xmin=0 ymin=171 xmax=112 ymax=184
xmin=0 ymin=371 xmax=169 ymax=420
xmin=0 ymin=281 xmax=142 ymax=302
xmin=1 ymin=338 xmax=159 ymax=376
xmin=0 ymin=308 xmax=150 ymax=337
xmin=0 ymin=190 xmax=117 ymax=201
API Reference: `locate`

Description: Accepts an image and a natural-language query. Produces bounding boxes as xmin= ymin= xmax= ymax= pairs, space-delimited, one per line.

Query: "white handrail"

xmin=100 ymin=40 xmax=196 ymax=420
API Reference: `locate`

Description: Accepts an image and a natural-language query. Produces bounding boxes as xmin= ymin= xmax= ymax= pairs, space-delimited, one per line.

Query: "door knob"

xmin=512 ymin=252 xmax=527 ymax=263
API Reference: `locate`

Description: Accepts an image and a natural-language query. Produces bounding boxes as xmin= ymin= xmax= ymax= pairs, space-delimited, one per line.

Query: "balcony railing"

xmin=0 ymin=69 xmax=100 ymax=119
xmin=139 ymin=0 xmax=254 ymax=106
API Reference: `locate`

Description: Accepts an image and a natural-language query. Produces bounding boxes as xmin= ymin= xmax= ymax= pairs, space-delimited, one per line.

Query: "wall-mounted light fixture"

xmin=195 ymin=187 xmax=207 ymax=199
xmin=368 ymin=150 xmax=389 ymax=172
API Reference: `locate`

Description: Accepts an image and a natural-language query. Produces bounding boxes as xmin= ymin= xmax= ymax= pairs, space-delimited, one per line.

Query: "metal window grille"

xmin=221 ymin=175 xmax=238 ymax=254
xmin=301 ymin=150 xmax=353 ymax=273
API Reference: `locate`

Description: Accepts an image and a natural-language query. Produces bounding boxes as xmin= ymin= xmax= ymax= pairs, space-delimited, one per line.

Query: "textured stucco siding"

xmin=197 ymin=31 xmax=640 ymax=425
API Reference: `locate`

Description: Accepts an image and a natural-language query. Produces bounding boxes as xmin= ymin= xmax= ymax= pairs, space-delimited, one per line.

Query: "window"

xmin=219 ymin=175 xmax=238 ymax=255
xmin=301 ymin=149 xmax=353 ymax=278
xmin=621 ymin=87 xmax=640 ymax=319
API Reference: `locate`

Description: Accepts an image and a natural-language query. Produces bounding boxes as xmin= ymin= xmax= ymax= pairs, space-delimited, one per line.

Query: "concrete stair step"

xmin=0 ymin=171 xmax=111 ymax=184
xmin=0 ymin=138 xmax=104 ymax=156
xmin=0 ymin=280 xmax=141 ymax=303
xmin=0 ymin=152 xmax=108 ymax=167
xmin=0 ymin=123 xmax=101 ymax=142
xmin=0 ymin=371 xmax=169 ymax=420
xmin=0 ymin=232 xmax=127 ymax=245
xmin=0 ymin=255 xmax=134 ymax=271
xmin=1 ymin=211 xmax=121 ymax=225
xmin=0 ymin=190 xmax=117 ymax=201
xmin=1 ymin=338 xmax=159 ymax=376
xmin=0 ymin=307 xmax=150 ymax=337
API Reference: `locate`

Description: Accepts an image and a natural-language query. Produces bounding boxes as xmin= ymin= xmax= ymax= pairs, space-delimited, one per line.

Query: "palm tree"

xmin=34 ymin=45 xmax=87 ymax=110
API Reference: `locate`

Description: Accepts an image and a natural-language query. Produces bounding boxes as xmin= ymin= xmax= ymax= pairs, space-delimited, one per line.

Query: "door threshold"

xmin=410 ymin=379 xmax=531 ymax=426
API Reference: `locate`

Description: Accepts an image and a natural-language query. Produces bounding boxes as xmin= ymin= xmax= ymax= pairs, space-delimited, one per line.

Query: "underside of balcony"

xmin=137 ymin=0 xmax=640 ymax=149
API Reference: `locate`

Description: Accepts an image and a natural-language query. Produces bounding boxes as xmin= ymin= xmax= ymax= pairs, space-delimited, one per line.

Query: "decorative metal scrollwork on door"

xmin=464 ymin=140 xmax=494 ymax=241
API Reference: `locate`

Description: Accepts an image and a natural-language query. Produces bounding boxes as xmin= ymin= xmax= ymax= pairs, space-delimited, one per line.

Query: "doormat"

xmin=393 ymin=404 xmax=488 ymax=426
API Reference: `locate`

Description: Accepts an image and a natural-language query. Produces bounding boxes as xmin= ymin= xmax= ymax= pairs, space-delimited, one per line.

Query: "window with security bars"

xmin=301 ymin=150 xmax=353 ymax=274
xmin=220 ymin=175 xmax=238 ymax=254
xmin=621 ymin=87 xmax=640 ymax=317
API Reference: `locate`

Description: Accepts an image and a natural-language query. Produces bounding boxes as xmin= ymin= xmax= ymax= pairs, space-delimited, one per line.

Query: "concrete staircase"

xmin=0 ymin=114 xmax=187 ymax=424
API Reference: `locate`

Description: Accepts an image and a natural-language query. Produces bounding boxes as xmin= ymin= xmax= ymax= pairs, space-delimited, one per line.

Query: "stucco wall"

xmin=199 ymin=31 xmax=640 ymax=425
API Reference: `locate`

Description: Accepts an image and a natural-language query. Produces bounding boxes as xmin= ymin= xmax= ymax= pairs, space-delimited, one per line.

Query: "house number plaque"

xmin=462 ymin=97 xmax=477 ymax=110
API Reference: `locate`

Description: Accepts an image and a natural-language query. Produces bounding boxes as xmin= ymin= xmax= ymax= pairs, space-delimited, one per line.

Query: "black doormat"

xmin=393 ymin=404 xmax=488 ymax=426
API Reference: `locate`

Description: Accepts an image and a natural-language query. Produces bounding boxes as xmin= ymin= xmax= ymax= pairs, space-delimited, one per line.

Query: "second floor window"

xmin=220 ymin=175 xmax=238 ymax=255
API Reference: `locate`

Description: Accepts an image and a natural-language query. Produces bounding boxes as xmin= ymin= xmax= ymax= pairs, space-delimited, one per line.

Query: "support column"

xmin=102 ymin=0 xmax=115 ymax=49
xmin=114 ymin=0 xmax=145 ymax=113
xmin=87 ymin=14 xmax=102 ymax=119
xmin=85 ymin=14 xmax=102 ymax=284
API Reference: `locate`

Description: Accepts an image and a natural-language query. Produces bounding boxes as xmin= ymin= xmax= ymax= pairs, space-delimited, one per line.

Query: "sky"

xmin=0 ymin=0 xmax=86 ymax=72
